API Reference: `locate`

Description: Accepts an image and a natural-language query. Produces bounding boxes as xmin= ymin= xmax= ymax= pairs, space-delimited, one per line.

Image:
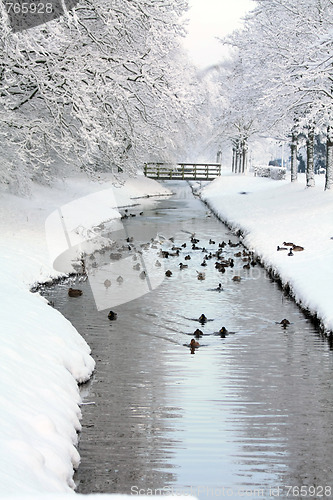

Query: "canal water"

xmin=41 ymin=182 xmax=333 ymax=499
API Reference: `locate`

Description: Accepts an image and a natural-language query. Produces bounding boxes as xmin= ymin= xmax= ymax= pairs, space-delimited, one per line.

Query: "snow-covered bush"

xmin=253 ymin=165 xmax=286 ymax=180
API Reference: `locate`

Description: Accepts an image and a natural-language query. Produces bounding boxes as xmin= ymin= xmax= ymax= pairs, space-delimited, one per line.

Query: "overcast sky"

xmin=183 ymin=0 xmax=254 ymax=68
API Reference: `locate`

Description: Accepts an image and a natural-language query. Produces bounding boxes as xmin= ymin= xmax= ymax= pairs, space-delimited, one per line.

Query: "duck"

xmin=232 ymin=275 xmax=241 ymax=282
xmin=280 ymin=318 xmax=290 ymax=327
xmin=155 ymin=260 xmax=162 ymax=267
xmin=283 ymin=241 xmax=294 ymax=246
xmin=288 ymin=248 xmax=294 ymax=256
xmin=209 ymin=239 xmax=215 ymax=245
xmin=190 ymin=338 xmax=200 ymax=348
xmin=68 ymin=288 xmax=83 ymax=297
xmin=108 ymin=310 xmax=117 ymax=320
xmin=243 ymin=263 xmax=250 ymax=270
xmin=116 ymin=276 xmax=124 ymax=283
xmin=200 ymin=260 xmax=207 ymax=267
xmin=219 ymin=326 xmax=228 ymax=338
xmin=194 ymin=328 xmax=203 ymax=338
xmin=197 ymin=271 xmax=206 ymax=280
xmin=215 ymin=263 xmax=226 ymax=273
xmin=181 ymin=243 xmax=187 ymax=248
xmin=234 ymin=251 xmax=242 ymax=258
xmin=104 ymin=279 xmax=111 ymax=288
xmin=139 ymin=271 xmax=146 ymax=279
xmin=198 ymin=313 xmax=207 ymax=324
xmin=179 ymin=263 xmax=188 ymax=269
xmin=277 ymin=245 xmax=288 ymax=251
xmin=165 ymin=270 xmax=172 ymax=277
xmin=292 ymin=245 xmax=304 ymax=251
xmin=228 ymin=240 xmax=240 ymax=248
xmin=133 ymin=263 xmax=141 ymax=270
xmin=184 ymin=255 xmax=191 ymax=261
xmin=216 ymin=283 xmax=223 ymax=291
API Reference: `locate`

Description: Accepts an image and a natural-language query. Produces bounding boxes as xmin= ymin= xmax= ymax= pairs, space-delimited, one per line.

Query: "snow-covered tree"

xmin=0 ymin=0 xmax=206 ymax=192
xmin=217 ymin=0 xmax=333 ymax=187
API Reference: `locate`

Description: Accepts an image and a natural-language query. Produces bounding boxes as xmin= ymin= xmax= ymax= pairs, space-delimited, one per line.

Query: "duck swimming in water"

xmin=68 ymin=288 xmax=83 ymax=297
xmin=190 ymin=338 xmax=200 ymax=348
xmin=219 ymin=326 xmax=228 ymax=337
xmin=198 ymin=314 xmax=207 ymax=324
xmin=108 ymin=310 xmax=117 ymax=320
xmin=194 ymin=328 xmax=203 ymax=338
xmin=280 ymin=318 xmax=290 ymax=328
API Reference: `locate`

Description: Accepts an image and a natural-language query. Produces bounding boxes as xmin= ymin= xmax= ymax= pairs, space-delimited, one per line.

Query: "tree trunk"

xmin=325 ymin=125 xmax=333 ymax=190
xmin=236 ymin=147 xmax=241 ymax=173
xmin=306 ymin=126 xmax=315 ymax=187
xmin=232 ymin=146 xmax=236 ymax=173
xmin=241 ymin=139 xmax=248 ymax=173
xmin=290 ymin=131 xmax=298 ymax=182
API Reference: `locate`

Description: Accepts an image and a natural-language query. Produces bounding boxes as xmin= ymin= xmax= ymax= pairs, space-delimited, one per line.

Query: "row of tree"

xmin=0 ymin=0 xmax=213 ymax=193
xmin=215 ymin=0 xmax=333 ymax=189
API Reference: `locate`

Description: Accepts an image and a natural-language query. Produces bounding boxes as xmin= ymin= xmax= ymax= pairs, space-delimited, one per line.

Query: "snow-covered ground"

xmin=198 ymin=171 xmax=333 ymax=333
xmin=1 ymin=169 xmax=333 ymax=497
xmin=0 ymin=173 xmax=171 ymax=497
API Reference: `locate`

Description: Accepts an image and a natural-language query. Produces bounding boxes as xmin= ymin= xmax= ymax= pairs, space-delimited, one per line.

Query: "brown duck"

xmin=68 ymin=288 xmax=83 ymax=297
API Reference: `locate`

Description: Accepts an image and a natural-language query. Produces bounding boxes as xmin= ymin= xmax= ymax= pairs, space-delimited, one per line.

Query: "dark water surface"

xmin=42 ymin=182 xmax=333 ymax=499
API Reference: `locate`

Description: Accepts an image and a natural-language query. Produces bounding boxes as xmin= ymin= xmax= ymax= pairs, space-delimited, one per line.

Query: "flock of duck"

xmin=277 ymin=241 xmax=304 ymax=256
xmin=67 ymin=211 xmax=295 ymax=353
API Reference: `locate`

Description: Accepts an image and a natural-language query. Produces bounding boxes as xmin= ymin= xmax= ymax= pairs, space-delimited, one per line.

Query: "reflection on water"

xmin=42 ymin=182 xmax=333 ymax=498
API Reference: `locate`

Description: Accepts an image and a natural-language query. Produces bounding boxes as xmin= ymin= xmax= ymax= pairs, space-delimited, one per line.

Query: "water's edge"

xmin=191 ymin=182 xmax=331 ymax=337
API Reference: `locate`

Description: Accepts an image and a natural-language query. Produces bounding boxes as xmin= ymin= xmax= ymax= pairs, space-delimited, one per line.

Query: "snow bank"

xmin=199 ymin=172 xmax=333 ymax=333
xmin=0 ymin=173 xmax=171 ymax=496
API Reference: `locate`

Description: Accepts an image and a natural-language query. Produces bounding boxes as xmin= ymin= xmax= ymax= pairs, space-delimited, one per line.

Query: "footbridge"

xmin=143 ymin=162 xmax=221 ymax=181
